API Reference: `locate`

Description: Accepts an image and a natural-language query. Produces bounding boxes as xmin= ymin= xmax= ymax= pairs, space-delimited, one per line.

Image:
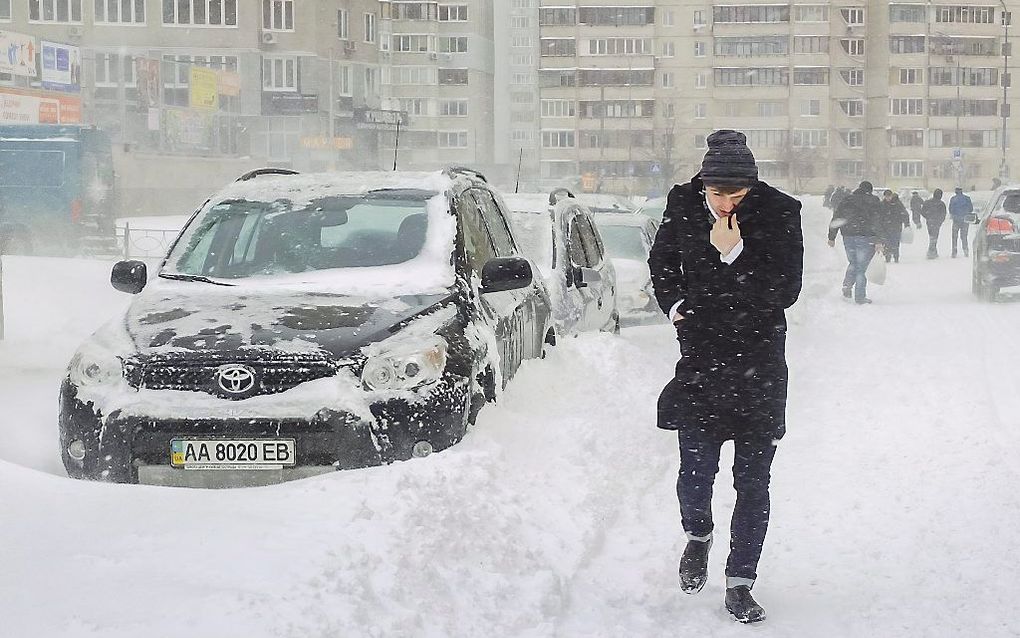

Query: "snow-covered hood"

xmin=610 ymin=258 xmax=650 ymax=288
xmin=123 ymin=283 xmax=456 ymax=360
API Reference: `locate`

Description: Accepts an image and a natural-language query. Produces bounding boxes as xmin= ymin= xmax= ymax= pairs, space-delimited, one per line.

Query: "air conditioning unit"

xmin=428 ymin=52 xmax=438 ymax=60
xmin=261 ymin=31 xmax=277 ymax=45
xmin=67 ymin=25 xmax=83 ymax=38
xmin=344 ymin=41 xmax=357 ymax=52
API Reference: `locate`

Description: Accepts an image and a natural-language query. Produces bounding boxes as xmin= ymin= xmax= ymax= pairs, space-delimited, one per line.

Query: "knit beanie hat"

xmin=700 ymin=130 xmax=758 ymax=188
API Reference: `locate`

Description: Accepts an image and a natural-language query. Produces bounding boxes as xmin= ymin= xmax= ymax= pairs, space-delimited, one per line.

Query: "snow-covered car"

xmin=970 ymin=184 xmax=1020 ymax=301
xmin=504 ymin=189 xmax=620 ymax=335
xmin=573 ymin=193 xmax=637 ymax=214
xmin=593 ymin=213 xmax=661 ymax=320
xmin=635 ymin=197 xmax=666 ymax=224
xmin=59 ymin=168 xmax=554 ymax=486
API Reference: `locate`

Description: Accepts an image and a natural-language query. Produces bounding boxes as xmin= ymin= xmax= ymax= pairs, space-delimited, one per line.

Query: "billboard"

xmin=40 ymin=41 xmax=81 ymax=92
xmin=189 ymin=66 xmax=218 ymax=110
xmin=0 ymin=87 xmax=81 ymax=124
xmin=0 ymin=30 xmax=37 ymax=78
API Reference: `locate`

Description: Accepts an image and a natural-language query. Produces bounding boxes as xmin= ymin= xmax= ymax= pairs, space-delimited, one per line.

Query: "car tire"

xmin=468 ymin=367 xmax=496 ymax=425
xmin=541 ymin=327 xmax=556 ymax=359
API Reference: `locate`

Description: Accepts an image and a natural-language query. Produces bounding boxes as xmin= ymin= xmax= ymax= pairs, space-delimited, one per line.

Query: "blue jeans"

xmin=951 ymin=220 xmax=970 ymax=255
xmin=842 ymin=235 xmax=876 ymax=302
xmin=677 ymin=432 xmax=778 ymax=582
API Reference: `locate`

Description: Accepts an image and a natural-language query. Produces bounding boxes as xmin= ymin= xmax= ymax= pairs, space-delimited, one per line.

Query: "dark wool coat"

xmin=648 ymin=175 xmax=804 ymax=441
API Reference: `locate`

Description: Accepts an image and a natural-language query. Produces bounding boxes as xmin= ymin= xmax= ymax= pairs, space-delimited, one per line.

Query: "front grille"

xmin=125 ymin=352 xmax=343 ymax=400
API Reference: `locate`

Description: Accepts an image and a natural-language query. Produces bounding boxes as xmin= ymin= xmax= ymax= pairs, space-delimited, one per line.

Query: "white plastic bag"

xmin=900 ymin=225 xmax=914 ymax=244
xmin=866 ymin=252 xmax=887 ymax=286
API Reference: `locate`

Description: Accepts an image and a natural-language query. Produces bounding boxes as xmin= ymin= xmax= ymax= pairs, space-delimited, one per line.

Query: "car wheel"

xmin=541 ymin=327 xmax=556 ymax=359
xmin=468 ymin=366 xmax=496 ymax=425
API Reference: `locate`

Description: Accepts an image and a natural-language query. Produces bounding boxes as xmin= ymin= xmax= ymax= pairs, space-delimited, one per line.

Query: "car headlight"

xmin=361 ymin=335 xmax=449 ymax=392
xmin=68 ymin=342 xmax=123 ymax=387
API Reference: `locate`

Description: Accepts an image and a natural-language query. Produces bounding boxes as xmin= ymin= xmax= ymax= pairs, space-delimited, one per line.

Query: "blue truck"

xmin=0 ymin=124 xmax=116 ymax=255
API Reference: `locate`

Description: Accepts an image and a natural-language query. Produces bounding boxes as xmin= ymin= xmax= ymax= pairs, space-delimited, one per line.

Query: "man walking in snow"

xmin=948 ymin=187 xmax=974 ymax=258
xmin=921 ymin=189 xmax=948 ymax=259
xmin=648 ymin=130 xmax=804 ymax=624
xmin=909 ymin=191 xmax=924 ymax=229
xmin=827 ymin=181 xmax=884 ymax=304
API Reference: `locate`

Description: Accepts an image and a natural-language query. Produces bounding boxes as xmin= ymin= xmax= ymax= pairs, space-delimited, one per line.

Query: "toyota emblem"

xmin=216 ymin=364 xmax=257 ymax=395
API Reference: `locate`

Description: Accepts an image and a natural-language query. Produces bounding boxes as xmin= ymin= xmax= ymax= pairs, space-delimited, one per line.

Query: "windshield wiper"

xmin=158 ymin=272 xmax=235 ymax=286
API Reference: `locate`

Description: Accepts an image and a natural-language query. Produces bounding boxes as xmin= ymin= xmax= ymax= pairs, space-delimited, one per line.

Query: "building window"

xmin=891 ymin=98 xmax=924 ymax=115
xmin=714 ymin=36 xmax=788 ymax=57
xmin=96 ymin=0 xmax=144 ymax=23
xmin=438 ymin=4 xmax=468 ymax=21
xmin=542 ymin=130 xmax=575 ymax=148
xmin=262 ymin=55 xmax=297 ymax=91
xmin=587 ymin=38 xmax=651 ymax=55
xmin=839 ymin=99 xmax=864 ymax=116
xmin=792 ymin=129 xmax=828 ymax=147
xmin=889 ymin=129 xmax=925 ymax=147
xmin=839 ymin=69 xmax=864 ymax=86
xmin=715 ymin=67 xmax=788 ymax=86
xmin=337 ymin=9 xmax=348 ymax=38
xmin=336 ymin=65 xmax=351 ymax=95
xmin=540 ymin=7 xmax=575 ymax=25
xmin=794 ymin=36 xmax=829 ymax=54
xmin=759 ymin=101 xmax=785 ymax=116
xmin=161 ymin=0 xmax=236 ymax=25
xmin=440 ymin=37 xmax=468 ymax=53
xmin=541 ymin=99 xmax=575 ymax=117
xmin=841 ymin=130 xmax=864 ymax=148
xmin=663 ymin=41 xmax=676 ymax=57
xmin=929 ymin=98 xmax=998 ymax=116
xmin=661 ymin=8 xmax=674 ymax=25
xmin=29 ymin=0 xmax=82 ymax=22
xmin=793 ymin=67 xmax=828 ymax=85
xmin=692 ymin=10 xmax=704 ymax=26
xmin=891 ymin=160 xmax=924 ymax=178
xmin=94 ymin=53 xmax=137 ymax=86
xmin=929 ymin=67 xmax=999 ymax=86
xmin=439 ymin=68 xmax=468 ymax=85
xmin=899 ymin=68 xmax=923 ymax=84
xmin=691 ymin=41 xmax=702 ymax=57
xmin=263 ymin=0 xmax=293 ymax=30
xmin=836 ymin=160 xmax=865 ymax=179
xmin=890 ymin=4 xmax=926 ymax=23
xmin=395 ymin=34 xmax=434 ymax=53
xmin=541 ymin=38 xmax=576 ymax=56
xmin=0 ymin=0 xmax=10 ymax=20
xmin=890 ymin=36 xmax=925 ymax=54
xmin=364 ymin=12 xmax=377 ymax=43
xmin=440 ymin=99 xmax=468 ymax=116
xmin=510 ymin=16 xmax=529 ymax=28
xmin=438 ymin=131 xmax=469 ymax=148
xmin=694 ymin=134 xmax=707 ymax=149
xmin=935 ymin=6 xmax=995 ymax=24
xmin=841 ymin=39 xmax=865 ymax=57
xmin=840 ymin=7 xmax=865 ymax=25
xmin=661 ymin=72 xmax=674 ymax=88
xmin=694 ymin=103 xmax=706 ymax=119
xmin=793 ymin=5 xmax=828 ymax=23
xmin=745 ymin=129 xmax=788 ymax=148
xmin=801 ymin=99 xmax=821 ymax=116
xmin=578 ymin=6 xmax=654 ymax=26
xmin=713 ymin=5 xmax=789 ymax=23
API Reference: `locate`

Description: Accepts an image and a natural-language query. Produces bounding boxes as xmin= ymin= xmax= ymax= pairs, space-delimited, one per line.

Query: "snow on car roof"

xmin=213 ymin=171 xmax=455 ymax=207
xmin=502 ymin=193 xmax=555 ymax=214
xmin=594 ymin=212 xmax=654 ymax=228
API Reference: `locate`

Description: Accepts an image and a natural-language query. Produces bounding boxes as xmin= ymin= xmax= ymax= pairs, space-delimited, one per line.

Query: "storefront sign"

xmin=40 ymin=41 xmax=81 ymax=92
xmin=299 ymin=136 xmax=354 ymax=150
xmin=189 ymin=66 xmax=219 ymax=110
xmin=0 ymin=30 xmax=37 ymax=78
xmin=0 ymin=87 xmax=80 ymax=124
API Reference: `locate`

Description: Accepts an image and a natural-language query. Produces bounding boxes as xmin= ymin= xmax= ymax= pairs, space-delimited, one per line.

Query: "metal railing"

xmin=118 ymin=223 xmax=180 ymax=260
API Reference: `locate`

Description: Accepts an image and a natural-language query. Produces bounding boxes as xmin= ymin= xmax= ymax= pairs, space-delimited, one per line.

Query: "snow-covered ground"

xmin=1 ymin=197 xmax=1018 ymax=637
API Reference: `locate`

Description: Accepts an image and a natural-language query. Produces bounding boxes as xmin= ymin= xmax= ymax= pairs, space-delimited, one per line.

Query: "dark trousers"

xmin=926 ymin=219 xmax=943 ymax=258
xmin=677 ymin=431 xmax=778 ymax=582
xmin=951 ymin=220 xmax=970 ymax=256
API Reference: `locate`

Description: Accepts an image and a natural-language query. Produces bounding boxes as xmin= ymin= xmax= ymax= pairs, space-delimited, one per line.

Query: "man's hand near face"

xmin=710 ymin=213 xmax=742 ymax=256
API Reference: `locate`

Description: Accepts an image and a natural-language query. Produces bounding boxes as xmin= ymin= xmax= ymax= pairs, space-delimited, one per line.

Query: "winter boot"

xmin=725 ymin=585 xmax=766 ymax=623
xmin=678 ymin=538 xmax=712 ymax=594
xmin=842 ymin=286 xmax=852 ymax=299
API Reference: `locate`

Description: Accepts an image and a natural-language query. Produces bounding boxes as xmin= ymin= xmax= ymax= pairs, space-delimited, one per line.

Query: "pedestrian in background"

xmin=880 ymin=190 xmax=910 ymax=263
xmin=649 ymin=130 xmax=804 ymax=624
xmin=909 ymin=191 xmax=924 ymax=229
xmin=948 ymin=187 xmax=973 ymax=258
xmin=828 ymin=181 xmax=884 ymax=304
xmin=921 ymin=189 xmax=948 ymax=259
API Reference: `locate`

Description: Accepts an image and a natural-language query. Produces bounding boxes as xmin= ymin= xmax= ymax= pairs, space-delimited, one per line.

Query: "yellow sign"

xmin=300 ymin=136 xmax=354 ymax=150
xmin=189 ymin=66 xmax=218 ymax=110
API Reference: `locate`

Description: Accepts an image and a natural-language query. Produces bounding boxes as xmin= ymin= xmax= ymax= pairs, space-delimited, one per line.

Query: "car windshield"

xmin=165 ymin=193 xmax=437 ymax=280
xmin=599 ymin=225 xmax=647 ymax=260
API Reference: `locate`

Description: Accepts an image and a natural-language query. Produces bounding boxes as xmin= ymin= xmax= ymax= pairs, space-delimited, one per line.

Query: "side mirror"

xmin=964 ymin=213 xmax=979 ymax=224
xmin=480 ymin=256 xmax=533 ymax=294
xmin=111 ymin=260 xmax=147 ymax=294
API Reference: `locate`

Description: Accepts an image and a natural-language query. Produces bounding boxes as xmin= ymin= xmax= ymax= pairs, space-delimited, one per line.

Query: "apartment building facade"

xmin=659 ymin=0 xmax=1017 ymax=193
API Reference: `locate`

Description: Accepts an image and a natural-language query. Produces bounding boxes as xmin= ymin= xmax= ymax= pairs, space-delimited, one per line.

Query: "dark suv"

xmin=59 ymin=167 xmax=553 ymax=487
xmin=971 ymin=185 xmax=1020 ymax=301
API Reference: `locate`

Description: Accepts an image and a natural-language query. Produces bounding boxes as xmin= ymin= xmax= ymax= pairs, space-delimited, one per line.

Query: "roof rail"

xmin=548 ymin=187 xmax=576 ymax=206
xmin=235 ymin=167 xmax=300 ymax=182
xmin=444 ymin=165 xmax=488 ymax=183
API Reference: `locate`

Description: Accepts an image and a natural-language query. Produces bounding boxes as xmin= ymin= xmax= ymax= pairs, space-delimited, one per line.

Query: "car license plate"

xmin=170 ymin=439 xmax=296 ymax=470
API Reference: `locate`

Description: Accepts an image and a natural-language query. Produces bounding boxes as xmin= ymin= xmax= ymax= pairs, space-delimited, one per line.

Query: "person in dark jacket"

xmin=827 ymin=181 xmax=884 ymax=304
xmin=921 ymin=189 xmax=948 ymax=259
xmin=879 ymin=190 xmax=910 ymax=263
xmin=648 ymin=130 xmax=804 ymax=624
xmin=909 ymin=191 xmax=924 ymax=228
xmin=948 ymin=187 xmax=974 ymax=258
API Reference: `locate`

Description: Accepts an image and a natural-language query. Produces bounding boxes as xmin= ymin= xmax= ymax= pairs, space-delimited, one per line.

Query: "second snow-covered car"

xmin=594 ymin=212 xmax=661 ymax=321
xmin=970 ymin=185 xmax=1020 ymax=301
xmin=59 ymin=168 xmax=553 ymax=487
xmin=504 ymin=189 xmax=619 ymax=335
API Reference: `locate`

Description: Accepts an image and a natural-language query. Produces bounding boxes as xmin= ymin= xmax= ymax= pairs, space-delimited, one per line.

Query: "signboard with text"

xmin=189 ymin=66 xmax=219 ymax=110
xmin=0 ymin=30 xmax=37 ymax=78
xmin=0 ymin=87 xmax=80 ymax=124
xmin=40 ymin=41 xmax=81 ymax=92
